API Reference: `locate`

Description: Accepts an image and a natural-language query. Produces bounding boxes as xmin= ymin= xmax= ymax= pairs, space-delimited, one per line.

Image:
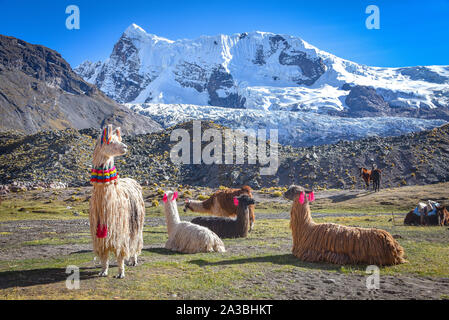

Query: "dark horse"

xmin=371 ymin=169 xmax=382 ymax=192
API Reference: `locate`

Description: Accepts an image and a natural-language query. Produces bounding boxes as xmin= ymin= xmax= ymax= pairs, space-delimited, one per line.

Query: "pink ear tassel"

xmin=172 ymin=191 xmax=178 ymax=201
xmin=298 ymin=192 xmax=305 ymax=204
xmin=162 ymin=193 xmax=168 ymax=203
xmin=233 ymin=197 xmax=239 ymax=206
xmin=308 ymin=191 xmax=315 ymax=202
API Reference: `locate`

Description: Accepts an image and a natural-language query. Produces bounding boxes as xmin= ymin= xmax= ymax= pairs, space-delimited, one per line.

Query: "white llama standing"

xmin=89 ymin=125 xmax=145 ymax=278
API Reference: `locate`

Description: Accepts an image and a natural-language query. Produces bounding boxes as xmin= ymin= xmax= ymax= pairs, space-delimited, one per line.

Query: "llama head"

xmin=93 ymin=125 xmax=128 ymax=160
xmin=240 ymin=185 xmax=253 ymax=197
xmin=163 ymin=191 xmax=178 ymax=204
xmin=235 ymin=195 xmax=255 ymax=207
xmin=284 ymin=185 xmax=314 ymax=204
xmin=183 ymin=198 xmax=191 ymax=212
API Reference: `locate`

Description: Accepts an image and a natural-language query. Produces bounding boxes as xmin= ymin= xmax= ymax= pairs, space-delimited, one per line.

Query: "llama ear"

xmin=307 ymin=191 xmax=315 ymax=202
xmin=172 ymin=191 xmax=178 ymax=201
xmin=116 ymin=127 xmax=122 ymax=141
xmin=162 ymin=193 xmax=168 ymax=203
xmin=233 ymin=197 xmax=239 ymax=206
xmin=298 ymin=192 xmax=305 ymax=204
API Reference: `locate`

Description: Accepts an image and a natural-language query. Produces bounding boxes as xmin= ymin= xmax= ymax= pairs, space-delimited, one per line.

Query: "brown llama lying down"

xmin=190 ymin=195 xmax=255 ymax=238
xmin=184 ymin=186 xmax=256 ymax=231
xmin=284 ymin=185 xmax=406 ymax=266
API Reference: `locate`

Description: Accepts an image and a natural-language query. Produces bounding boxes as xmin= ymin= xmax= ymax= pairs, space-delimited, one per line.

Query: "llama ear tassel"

xmin=172 ymin=191 xmax=178 ymax=201
xmin=308 ymin=191 xmax=315 ymax=202
xmin=101 ymin=126 xmax=112 ymax=145
xmin=233 ymin=197 xmax=239 ymax=206
xmin=162 ymin=193 xmax=168 ymax=203
xmin=298 ymin=192 xmax=305 ymax=204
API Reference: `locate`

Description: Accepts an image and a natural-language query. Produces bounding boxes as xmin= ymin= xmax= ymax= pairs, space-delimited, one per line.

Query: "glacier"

xmin=127 ymin=103 xmax=446 ymax=147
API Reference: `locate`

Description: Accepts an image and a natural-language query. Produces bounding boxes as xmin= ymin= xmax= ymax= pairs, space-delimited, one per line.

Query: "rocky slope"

xmin=1 ymin=122 xmax=448 ymax=190
xmin=0 ymin=35 xmax=161 ymax=134
xmin=76 ymin=24 xmax=449 ymax=120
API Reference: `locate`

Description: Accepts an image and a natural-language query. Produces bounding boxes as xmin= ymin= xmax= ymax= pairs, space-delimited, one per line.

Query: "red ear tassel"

xmin=233 ymin=197 xmax=239 ymax=206
xmin=172 ymin=191 xmax=178 ymax=201
xmin=96 ymin=224 xmax=107 ymax=238
xmin=298 ymin=192 xmax=305 ymax=204
xmin=308 ymin=191 xmax=315 ymax=202
xmin=162 ymin=193 xmax=168 ymax=203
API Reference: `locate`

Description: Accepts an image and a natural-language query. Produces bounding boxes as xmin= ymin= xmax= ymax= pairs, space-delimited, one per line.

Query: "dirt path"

xmin=242 ymin=269 xmax=449 ymax=300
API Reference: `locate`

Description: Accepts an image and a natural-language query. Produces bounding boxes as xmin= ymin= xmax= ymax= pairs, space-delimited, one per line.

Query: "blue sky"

xmin=0 ymin=0 xmax=448 ymax=68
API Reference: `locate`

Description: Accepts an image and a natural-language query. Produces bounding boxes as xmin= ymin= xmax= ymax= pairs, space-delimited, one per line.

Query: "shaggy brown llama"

xmin=190 ymin=194 xmax=255 ymax=238
xmin=89 ymin=125 xmax=145 ymax=278
xmin=184 ymin=186 xmax=256 ymax=231
xmin=284 ymin=185 xmax=406 ymax=265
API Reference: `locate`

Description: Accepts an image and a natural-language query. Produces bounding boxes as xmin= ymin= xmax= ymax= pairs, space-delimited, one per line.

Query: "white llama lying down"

xmin=163 ymin=191 xmax=226 ymax=254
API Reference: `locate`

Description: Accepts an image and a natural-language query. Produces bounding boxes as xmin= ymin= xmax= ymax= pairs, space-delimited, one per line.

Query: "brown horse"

xmin=359 ymin=168 xmax=372 ymax=190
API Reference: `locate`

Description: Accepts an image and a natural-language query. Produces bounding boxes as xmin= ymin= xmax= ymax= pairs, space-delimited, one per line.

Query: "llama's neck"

xmin=236 ymin=206 xmax=249 ymax=234
xmin=291 ymin=201 xmax=314 ymax=227
xmin=91 ymin=157 xmax=117 ymax=186
xmin=164 ymin=201 xmax=181 ymax=236
xmin=188 ymin=200 xmax=210 ymax=213
xmin=92 ymin=154 xmax=114 ymax=169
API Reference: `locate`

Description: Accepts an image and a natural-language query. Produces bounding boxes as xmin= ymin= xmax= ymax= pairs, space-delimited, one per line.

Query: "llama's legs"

xmin=98 ymin=252 xmax=109 ymax=277
xmin=115 ymin=254 xmax=125 ymax=279
xmin=127 ymin=254 xmax=138 ymax=267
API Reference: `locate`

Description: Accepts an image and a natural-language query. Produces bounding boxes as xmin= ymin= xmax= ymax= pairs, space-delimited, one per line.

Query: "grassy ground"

xmin=0 ymin=183 xmax=448 ymax=300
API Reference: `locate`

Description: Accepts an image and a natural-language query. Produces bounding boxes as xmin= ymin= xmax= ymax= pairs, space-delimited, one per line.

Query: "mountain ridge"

xmin=75 ymin=23 xmax=449 ymax=121
xmin=0 ymin=34 xmax=162 ymax=134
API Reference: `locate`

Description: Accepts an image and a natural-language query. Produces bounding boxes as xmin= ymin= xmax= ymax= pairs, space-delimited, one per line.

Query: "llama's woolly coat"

xmin=89 ymin=178 xmax=145 ymax=259
xmin=285 ymin=185 xmax=405 ymax=266
xmin=190 ymin=195 xmax=254 ymax=238
xmin=185 ymin=186 xmax=256 ymax=230
xmin=164 ymin=191 xmax=226 ymax=254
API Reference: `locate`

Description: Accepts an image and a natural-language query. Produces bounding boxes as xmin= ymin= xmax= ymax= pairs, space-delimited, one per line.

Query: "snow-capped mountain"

xmin=76 ymin=23 xmax=449 ymax=119
xmin=128 ymin=103 xmax=446 ymax=147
